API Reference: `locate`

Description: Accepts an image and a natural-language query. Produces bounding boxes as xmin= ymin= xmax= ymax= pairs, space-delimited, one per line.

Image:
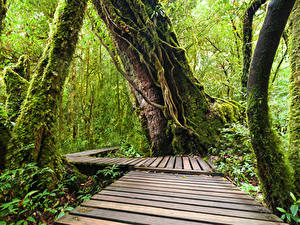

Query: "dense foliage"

xmin=0 ymin=0 xmax=298 ymax=224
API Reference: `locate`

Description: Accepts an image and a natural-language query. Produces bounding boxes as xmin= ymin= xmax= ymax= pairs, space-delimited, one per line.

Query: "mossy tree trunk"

xmin=1 ymin=56 xmax=30 ymax=169
xmin=0 ymin=0 xmax=6 ymax=34
xmin=241 ymin=0 xmax=266 ymax=91
xmin=5 ymin=0 xmax=87 ymax=175
xmin=92 ymin=0 xmax=239 ymax=156
xmin=288 ymin=0 xmax=300 ymax=194
xmin=247 ymin=0 xmax=296 ymax=212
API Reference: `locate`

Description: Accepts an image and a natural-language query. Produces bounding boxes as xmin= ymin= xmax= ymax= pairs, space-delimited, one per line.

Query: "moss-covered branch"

xmin=247 ymin=0 xmax=296 ymax=212
xmin=5 ymin=0 xmax=87 ymax=174
xmin=288 ymin=0 xmax=300 ymax=194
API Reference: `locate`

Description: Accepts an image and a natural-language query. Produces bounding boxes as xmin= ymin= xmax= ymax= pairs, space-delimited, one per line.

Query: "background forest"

xmin=0 ymin=0 xmax=299 ymax=224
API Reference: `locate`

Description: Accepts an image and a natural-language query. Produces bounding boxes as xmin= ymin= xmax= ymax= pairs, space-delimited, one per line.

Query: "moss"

xmin=0 ymin=0 xmax=6 ymax=34
xmin=288 ymin=0 xmax=300 ymax=194
xmin=6 ymin=0 xmax=87 ymax=178
xmin=247 ymin=87 xmax=295 ymax=211
xmin=3 ymin=56 xmax=30 ymax=122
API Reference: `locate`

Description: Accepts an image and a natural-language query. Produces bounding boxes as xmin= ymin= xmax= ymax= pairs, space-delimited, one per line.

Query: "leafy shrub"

xmin=277 ymin=193 xmax=300 ymax=224
xmin=209 ymin=123 xmax=258 ymax=186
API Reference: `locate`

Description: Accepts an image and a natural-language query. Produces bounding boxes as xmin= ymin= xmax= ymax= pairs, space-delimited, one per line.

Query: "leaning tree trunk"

xmin=247 ymin=0 xmax=296 ymax=212
xmin=241 ymin=0 xmax=266 ymax=91
xmin=288 ymin=0 xmax=300 ymax=194
xmin=5 ymin=0 xmax=87 ymax=175
xmin=92 ymin=0 xmax=239 ymax=156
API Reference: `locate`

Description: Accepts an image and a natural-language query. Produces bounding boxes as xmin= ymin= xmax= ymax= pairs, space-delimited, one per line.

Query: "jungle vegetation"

xmin=0 ymin=0 xmax=299 ymax=224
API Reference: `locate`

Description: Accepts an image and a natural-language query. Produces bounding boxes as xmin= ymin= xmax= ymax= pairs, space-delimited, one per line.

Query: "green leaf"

xmin=56 ymin=211 xmax=66 ymax=220
xmin=276 ymin=207 xmax=286 ymax=213
xmin=293 ymin=217 xmax=300 ymax=223
xmin=280 ymin=214 xmax=286 ymax=220
xmin=0 ymin=221 xmax=7 ymax=225
xmin=290 ymin=192 xmax=296 ymax=202
xmin=290 ymin=205 xmax=298 ymax=217
xmin=26 ymin=217 xmax=36 ymax=223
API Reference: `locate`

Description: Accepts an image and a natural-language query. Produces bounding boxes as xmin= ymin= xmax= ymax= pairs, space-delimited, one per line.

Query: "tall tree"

xmin=241 ymin=0 xmax=266 ymax=91
xmin=247 ymin=0 xmax=296 ymax=212
xmin=0 ymin=0 xmax=6 ymax=34
xmin=92 ymin=0 xmax=239 ymax=156
xmin=288 ymin=0 xmax=300 ymax=194
xmin=4 ymin=0 xmax=87 ymax=175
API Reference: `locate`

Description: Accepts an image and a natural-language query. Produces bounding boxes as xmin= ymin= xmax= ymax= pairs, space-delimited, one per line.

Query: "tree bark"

xmin=0 ymin=0 xmax=6 ymax=34
xmin=241 ymin=0 xmax=266 ymax=91
xmin=288 ymin=0 xmax=300 ymax=194
xmin=5 ymin=0 xmax=87 ymax=174
xmin=92 ymin=0 xmax=239 ymax=156
xmin=247 ymin=0 xmax=296 ymax=212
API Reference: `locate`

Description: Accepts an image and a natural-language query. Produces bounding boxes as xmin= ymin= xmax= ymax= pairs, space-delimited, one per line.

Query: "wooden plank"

xmin=142 ymin=157 xmax=158 ymax=167
xmin=132 ymin=167 xmax=222 ymax=176
xmin=124 ymin=174 xmax=233 ymax=186
xmin=207 ymin=159 xmax=217 ymax=170
xmin=55 ymin=214 xmax=129 ymax=225
xmin=128 ymin=171 xmax=225 ymax=182
xmin=165 ymin=156 xmax=175 ymax=168
xmin=174 ymin=156 xmax=183 ymax=169
xmin=149 ymin=157 xmax=163 ymax=168
xmin=111 ymin=182 xmax=253 ymax=200
xmin=117 ymin=158 xmax=136 ymax=165
xmin=114 ymin=180 xmax=245 ymax=195
xmin=119 ymin=177 xmax=237 ymax=190
xmin=196 ymin=158 xmax=212 ymax=171
xmin=90 ymin=195 xmax=281 ymax=222
xmin=98 ymin=189 xmax=267 ymax=213
xmin=134 ymin=158 xmax=150 ymax=167
xmin=106 ymin=186 xmax=260 ymax=205
xmin=182 ymin=157 xmax=192 ymax=170
xmin=157 ymin=156 xmax=170 ymax=168
xmin=127 ymin=158 xmax=144 ymax=166
xmin=70 ymin=206 xmax=208 ymax=225
xmin=189 ymin=157 xmax=201 ymax=170
xmin=66 ymin=147 xmax=119 ymax=157
xmin=81 ymin=200 xmax=284 ymax=225
xmin=121 ymin=158 xmax=139 ymax=165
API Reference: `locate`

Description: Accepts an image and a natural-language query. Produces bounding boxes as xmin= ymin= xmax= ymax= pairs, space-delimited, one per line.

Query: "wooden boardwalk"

xmin=66 ymin=149 xmax=219 ymax=175
xmin=56 ymin=171 xmax=284 ymax=225
xmin=56 ymin=149 xmax=284 ymax=224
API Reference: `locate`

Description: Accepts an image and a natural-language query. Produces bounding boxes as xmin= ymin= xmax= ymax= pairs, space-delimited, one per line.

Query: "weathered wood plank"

xmin=143 ymin=158 xmax=158 ymax=167
xmin=133 ymin=158 xmax=149 ymax=167
xmin=66 ymin=147 xmax=119 ymax=157
xmin=97 ymin=190 xmax=267 ymax=212
xmin=119 ymin=177 xmax=238 ymax=190
xmin=174 ymin=157 xmax=183 ymax=169
xmin=55 ymin=214 xmax=129 ymax=225
xmin=124 ymin=174 xmax=233 ymax=186
xmin=189 ymin=157 xmax=201 ymax=170
xmin=196 ymin=158 xmax=212 ymax=171
xmin=114 ymin=180 xmax=246 ymax=195
xmin=127 ymin=158 xmax=145 ymax=166
xmin=105 ymin=186 xmax=260 ymax=205
xmin=90 ymin=194 xmax=281 ymax=222
xmin=157 ymin=156 xmax=170 ymax=168
xmin=182 ymin=157 xmax=192 ymax=170
xmin=110 ymin=182 xmax=253 ymax=199
xmin=149 ymin=157 xmax=163 ymax=168
xmin=81 ymin=200 xmax=284 ymax=225
xmin=132 ymin=167 xmax=222 ymax=176
xmin=70 ymin=206 xmax=209 ymax=225
xmin=165 ymin=156 xmax=175 ymax=168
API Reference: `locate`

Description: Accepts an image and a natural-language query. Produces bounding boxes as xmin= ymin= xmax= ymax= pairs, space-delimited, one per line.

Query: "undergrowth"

xmin=0 ymin=163 xmax=124 ymax=225
xmin=209 ymin=123 xmax=261 ymax=200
